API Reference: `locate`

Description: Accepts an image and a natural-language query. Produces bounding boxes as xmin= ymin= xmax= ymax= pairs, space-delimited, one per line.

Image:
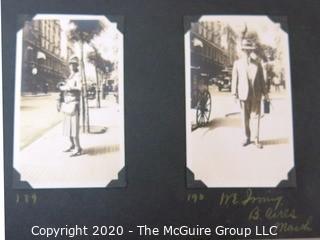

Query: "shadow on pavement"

xmin=87 ymin=126 xmax=108 ymax=134
xmin=202 ymin=116 xmax=241 ymax=135
xmin=20 ymin=106 xmax=37 ymax=110
xmin=85 ymin=144 xmax=120 ymax=156
xmin=261 ymin=138 xmax=289 ymax=146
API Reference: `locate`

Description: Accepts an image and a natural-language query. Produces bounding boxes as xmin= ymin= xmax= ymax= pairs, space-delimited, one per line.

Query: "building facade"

xmin=21 ymin=20 xmax=69 ymax=93
xmin=190 ymin=21 xmax=238 ymax=107
xmin=190 ymin=21 xmax=238 ymax=74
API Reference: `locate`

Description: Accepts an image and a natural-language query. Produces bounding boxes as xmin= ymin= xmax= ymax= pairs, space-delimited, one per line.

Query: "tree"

xmin=241 ymin=29 xmax=276 ymax=62
xmin=87 ymin=48 xmax=103 ymax=108
xmin=103 ymin=60 xmax=114 ymax=73
xmin=68 ymin=20 xmax=104 ymax=133
xmin=87 ymin=49 xmax=114 ymax=108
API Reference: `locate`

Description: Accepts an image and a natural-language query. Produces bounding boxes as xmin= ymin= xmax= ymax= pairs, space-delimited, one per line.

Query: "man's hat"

xmin=69 ymin=56 xmax=79 ymax=65
xmin=241 ymin=39 xmax=256 ymax=50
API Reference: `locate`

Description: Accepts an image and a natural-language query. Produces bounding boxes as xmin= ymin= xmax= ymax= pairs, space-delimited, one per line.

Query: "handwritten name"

xmin=219 ymin=189 xmax=283 ymax=210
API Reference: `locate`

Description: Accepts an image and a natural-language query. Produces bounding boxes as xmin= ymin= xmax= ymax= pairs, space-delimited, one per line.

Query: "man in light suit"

xmin=232 ymin=39 xmax=269 ymax=148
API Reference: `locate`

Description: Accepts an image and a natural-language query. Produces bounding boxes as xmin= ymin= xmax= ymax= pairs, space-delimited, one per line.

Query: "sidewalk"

xmin=14 ymin=96 xmax=125 ymax=188
xmin=188 ymin=93 xmax=295 ymax=187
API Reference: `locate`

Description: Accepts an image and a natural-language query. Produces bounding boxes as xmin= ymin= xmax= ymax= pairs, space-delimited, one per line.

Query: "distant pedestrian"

xmin=59 ymin=56 xmax=82 ymax=157
xmin=273 ymin=74 xmax=281 ymax=92
xmin=102 ymin=83 xmax=107 ymax=99
xmin=43 ymin=83 xmax=48 ymax=94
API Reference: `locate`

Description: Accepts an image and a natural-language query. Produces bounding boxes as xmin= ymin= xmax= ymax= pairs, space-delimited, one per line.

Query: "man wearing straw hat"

xmin=232 ymin=38 xmax=269 ymax=149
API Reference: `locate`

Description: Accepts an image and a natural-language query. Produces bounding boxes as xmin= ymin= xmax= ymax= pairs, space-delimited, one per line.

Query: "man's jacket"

xmin=232 ymin=57 xmax=267 ymax=101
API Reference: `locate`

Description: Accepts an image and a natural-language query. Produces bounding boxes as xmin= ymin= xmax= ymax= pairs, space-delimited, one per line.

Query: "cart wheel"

xmin=196 ymin=90 xmax=212 ymax=127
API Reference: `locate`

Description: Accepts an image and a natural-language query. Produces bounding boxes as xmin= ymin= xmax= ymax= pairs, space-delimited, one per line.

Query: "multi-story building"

xmin=190 ymin=21 xmax=234 ymax=79
xmin=190 ymin=21 xmax=238 ymax=72
xmin=21 ymin=19 xmax=68 ymax=93
xmin=221 ymin=25 xmax=237 ymax=66
xmin=189 ymin=21 xmax=238 ymax=107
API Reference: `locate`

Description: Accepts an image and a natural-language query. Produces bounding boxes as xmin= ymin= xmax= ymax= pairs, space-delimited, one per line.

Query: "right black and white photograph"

xmin=185 ymin=16 xmax=295 ymax=188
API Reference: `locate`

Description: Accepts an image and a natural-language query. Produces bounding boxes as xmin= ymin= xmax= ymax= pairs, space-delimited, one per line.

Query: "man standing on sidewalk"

xmin=232 ymin=38 xmax=269 ymax=149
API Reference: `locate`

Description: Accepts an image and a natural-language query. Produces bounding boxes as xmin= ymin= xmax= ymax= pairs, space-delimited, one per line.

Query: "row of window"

xmin=40 ymin=20 xmax=60 ymax=44
xmin=42 ymin=56 xmax=66 ymax=75
xmin=191 ymin=22 xmax=237 ymax=52
xmin=34 ymin=20 xmax=61 ymax=55
xmin=40 ymin=38 xmax=60 ymax=55
xmin=192 ymin=38 xmax=228 ymax=66
xmin=26 ymin=20 xmax=61 ymax=56
xmin=192 ymin=23 xmax=221 ymax=46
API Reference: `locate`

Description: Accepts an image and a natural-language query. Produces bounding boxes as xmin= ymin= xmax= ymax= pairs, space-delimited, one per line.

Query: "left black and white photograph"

xmin=13 ymin=15 xmax=125 ymax=188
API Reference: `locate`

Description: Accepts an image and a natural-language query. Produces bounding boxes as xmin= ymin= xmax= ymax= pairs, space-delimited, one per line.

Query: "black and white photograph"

xmin=13 ymin=14 xmax=125 ymax=188
xmin=185 ymin=16 xmax=295 ymax=187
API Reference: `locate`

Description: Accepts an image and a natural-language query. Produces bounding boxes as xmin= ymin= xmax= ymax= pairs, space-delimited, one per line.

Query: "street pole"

xmin=93 ymin=47 xmax=101 ymax=108
xmin=31 ymin=66 xmax=38 ymax=95
xmin=80 ymin=42 xmax=90 ymax=133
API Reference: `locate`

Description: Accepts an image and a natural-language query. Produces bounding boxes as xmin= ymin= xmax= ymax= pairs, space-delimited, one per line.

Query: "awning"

xmin=192 ymin=38 xmax=203 ymax=48
xmin=37 ymin=51 xmax=46 ymax=60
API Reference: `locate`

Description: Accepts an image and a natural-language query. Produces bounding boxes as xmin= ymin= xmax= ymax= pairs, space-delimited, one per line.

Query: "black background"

xmin=2 ymin=0 xmax=320 ymax=239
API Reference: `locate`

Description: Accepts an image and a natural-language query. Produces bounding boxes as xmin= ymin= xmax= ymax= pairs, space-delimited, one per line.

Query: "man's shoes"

xmin=63 ymin=146 xmax=75 ymax=152
xmin=70 ymin=148 xmax=82 ymax=157
xmin=254 ymin=139 xmax=263 ymax=149
xmin=242 ymin=139 xmax=251 ymax=147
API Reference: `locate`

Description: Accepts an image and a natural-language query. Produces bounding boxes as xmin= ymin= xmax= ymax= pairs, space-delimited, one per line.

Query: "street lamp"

xmin=30 ymin=64 xmax=38 ymax=95
xmin=34 ymin=51 xmax=46 ymax=94
xmin=31 ymin=67 xmax=38 ymax=75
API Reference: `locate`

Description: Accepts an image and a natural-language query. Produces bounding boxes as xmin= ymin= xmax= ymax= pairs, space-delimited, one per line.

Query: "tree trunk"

xmin=80 ymin=45 xmax=86 ymax=133
xmin=93 ymin=49 xmax=101 ymax=108
xmin=80 ymin=42 xmax=90 ymax=133
xmin=97 ymin=71 xmax=101 ymax=108
xmin=94 ymin=65 xmax=101 ymax=108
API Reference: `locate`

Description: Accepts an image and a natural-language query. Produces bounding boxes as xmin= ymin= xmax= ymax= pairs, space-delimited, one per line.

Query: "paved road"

xmin=19 ymin=93 xmax=119 ymax=149
xmin=19 ymin=93 xmax=63 ymax=149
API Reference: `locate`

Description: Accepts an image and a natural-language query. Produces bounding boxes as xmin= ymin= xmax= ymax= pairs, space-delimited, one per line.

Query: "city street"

xmin=13 ymin=16 xmax=125 ymax=188
xmin=14 ymin=94 xmax=125 ymax=188
xmin=20 ymin=93 xmax=63 ymax=149
xmin=188 ymin=85 xmax=295 ymax=187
